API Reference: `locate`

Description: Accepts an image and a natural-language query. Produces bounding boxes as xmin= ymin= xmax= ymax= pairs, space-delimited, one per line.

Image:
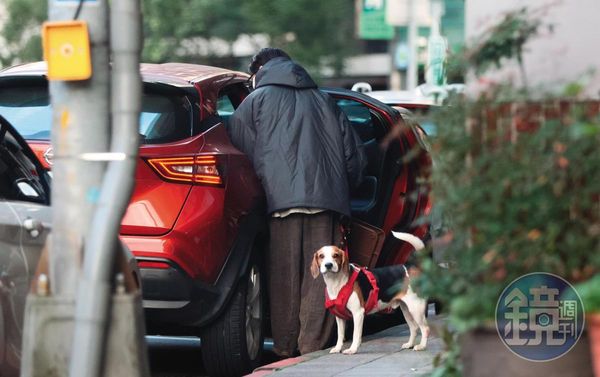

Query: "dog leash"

xmin=339 ymin=223 xmax=350 ymax=255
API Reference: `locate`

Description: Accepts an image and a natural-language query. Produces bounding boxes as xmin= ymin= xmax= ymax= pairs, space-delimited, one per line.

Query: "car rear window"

xmin=138 ymin=92 xmax=192 ymax=144
xmin=0 ymin=85 xmax=193 ymax=144
xmin=0 ymin=85 xmax=50 ymax=140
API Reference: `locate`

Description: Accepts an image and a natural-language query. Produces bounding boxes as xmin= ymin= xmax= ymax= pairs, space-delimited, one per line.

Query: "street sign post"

xmin=426 ymin=34 xmax=447 ymax=86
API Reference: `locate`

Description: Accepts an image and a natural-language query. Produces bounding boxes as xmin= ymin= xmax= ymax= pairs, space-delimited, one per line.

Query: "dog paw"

xmin=401 ymin=342 xmax=414 ymax=349
xmin=342 ymin=348 xmax=357 ymax=355
xmin=413 ymin=344 xmax=426 ymax=351
xmin=330 ymin=347 xmax=342 ymax=354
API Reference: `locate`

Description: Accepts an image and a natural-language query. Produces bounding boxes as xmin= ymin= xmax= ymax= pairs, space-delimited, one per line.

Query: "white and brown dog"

xmin=311 ymin=231 xmax=429 ymax=355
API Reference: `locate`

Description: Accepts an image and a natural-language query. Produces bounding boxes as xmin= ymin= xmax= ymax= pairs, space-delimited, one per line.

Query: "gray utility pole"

xmin=70 ymin=0 xmax=144 ymax=374
xmin=48 ymin=0 xmax=110 ymax=299
xmin=20 ymin=0 xmax=149 ymax=376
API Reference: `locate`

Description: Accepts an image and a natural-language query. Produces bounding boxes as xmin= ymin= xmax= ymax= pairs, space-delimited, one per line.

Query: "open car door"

xmin=321 ymin=88 xmax=432 ymax=266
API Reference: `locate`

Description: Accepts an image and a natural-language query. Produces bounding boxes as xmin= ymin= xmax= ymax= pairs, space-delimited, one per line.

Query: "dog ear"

xmin=310 ymin=251 xmax=321 ymax=279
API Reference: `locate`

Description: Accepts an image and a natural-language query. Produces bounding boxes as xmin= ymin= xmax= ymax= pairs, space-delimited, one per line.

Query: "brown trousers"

xmin=268 ymin=211 xmax=340 ymax=356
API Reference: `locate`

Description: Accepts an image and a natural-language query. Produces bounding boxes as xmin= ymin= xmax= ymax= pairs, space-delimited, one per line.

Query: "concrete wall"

xmin=466 ymin=0 xmax=600 ymax=98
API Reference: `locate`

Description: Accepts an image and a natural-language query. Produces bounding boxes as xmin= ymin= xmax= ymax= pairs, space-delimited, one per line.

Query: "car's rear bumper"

xmin=137 ymin=258 xmax=224 ymax=333
xmin=138 ymin=260 xmax=193 ymax=307
xmin=129 ymin=206 xmax=267 ymax=333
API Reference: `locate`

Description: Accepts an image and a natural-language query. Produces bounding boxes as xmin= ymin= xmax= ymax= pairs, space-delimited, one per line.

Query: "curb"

xmin=246 ymin=356 xmax=307 ymax=376
xmin=246 ymin=348 xmax=332 ymax=376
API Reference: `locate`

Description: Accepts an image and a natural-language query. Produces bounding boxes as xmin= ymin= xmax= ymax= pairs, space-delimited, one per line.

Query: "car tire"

xmin=201 ymin=260 xmax=264 ymax=377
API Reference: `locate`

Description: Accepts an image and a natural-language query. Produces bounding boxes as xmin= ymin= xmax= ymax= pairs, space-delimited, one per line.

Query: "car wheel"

xmin=201 ymin=260 xmax=264 ymax=377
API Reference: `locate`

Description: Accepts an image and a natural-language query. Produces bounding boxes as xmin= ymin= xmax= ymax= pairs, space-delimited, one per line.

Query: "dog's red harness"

xmin=324 ymin=264 xmax=380 ymax=321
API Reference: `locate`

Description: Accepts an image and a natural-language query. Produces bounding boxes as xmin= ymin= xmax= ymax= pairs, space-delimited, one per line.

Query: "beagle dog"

xmin=311 ymin=231 xmax=429 ymax=355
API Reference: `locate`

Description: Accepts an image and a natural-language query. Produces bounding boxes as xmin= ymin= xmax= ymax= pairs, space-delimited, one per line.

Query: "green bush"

xmin=576 ymin=274 xmax=600 ymax=314
xmin=412 ymin=91 xmax=600 ymax=375
xmin=409 ymin=7 xmax=600 ymax=375
xmin=416 ymin=92 xmax=600 ymax=331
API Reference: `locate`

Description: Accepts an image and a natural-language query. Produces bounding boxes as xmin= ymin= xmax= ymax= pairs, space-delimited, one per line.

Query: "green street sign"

xmin=359 ymin=0 xmax=394 ymax=40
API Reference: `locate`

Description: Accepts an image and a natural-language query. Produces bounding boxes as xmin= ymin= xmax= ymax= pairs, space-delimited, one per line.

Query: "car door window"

xmin=335 ymin=98 xmax=388 ymax=218
xmin=336 ymin=99 xmax=378 ymax=143
xmin=216 ymin=95 xmax=236 ymax=128
xmin=214 ymin=82 xmax=249 ymax=130
xmin=216 ymin=95 xmax=235 ymax=117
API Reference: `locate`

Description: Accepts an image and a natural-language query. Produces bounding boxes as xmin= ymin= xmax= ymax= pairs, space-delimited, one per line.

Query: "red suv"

xmin=0 ymin=62 xmax=431 ymax=376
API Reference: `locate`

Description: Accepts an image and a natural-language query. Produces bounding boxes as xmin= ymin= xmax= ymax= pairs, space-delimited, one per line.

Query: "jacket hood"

xmin=255 ymin=57 xmax=317 ymax=89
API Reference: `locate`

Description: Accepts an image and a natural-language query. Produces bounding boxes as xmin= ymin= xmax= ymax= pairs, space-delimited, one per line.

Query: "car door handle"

xmin=23 ymin=217 xmax=44 ymax=238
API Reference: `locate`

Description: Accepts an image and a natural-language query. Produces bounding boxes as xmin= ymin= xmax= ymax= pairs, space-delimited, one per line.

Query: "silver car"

xmin=0 ymin=114 xmax=51 ymax=376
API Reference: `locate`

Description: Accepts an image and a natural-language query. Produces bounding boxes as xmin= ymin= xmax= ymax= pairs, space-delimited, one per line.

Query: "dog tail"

xmin=391 ymin=231 xmax=425 ymax=251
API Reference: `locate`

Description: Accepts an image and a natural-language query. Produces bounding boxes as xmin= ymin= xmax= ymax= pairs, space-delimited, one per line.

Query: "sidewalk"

xmin=249 ymin=317 xmax=444 ymax=377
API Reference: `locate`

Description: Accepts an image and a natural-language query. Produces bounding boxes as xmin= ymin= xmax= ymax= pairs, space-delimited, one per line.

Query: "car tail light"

xmin=146 ymin=155 xmax=224 ymax=186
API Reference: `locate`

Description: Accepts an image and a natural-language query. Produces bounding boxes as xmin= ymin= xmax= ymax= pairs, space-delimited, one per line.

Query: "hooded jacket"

xmin=227 ymin=57 xmax=366 ymax=216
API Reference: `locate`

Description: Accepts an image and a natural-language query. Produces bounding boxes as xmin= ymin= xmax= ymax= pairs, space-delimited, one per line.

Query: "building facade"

xmin=465 ymin=0 xmax=600 ymax=98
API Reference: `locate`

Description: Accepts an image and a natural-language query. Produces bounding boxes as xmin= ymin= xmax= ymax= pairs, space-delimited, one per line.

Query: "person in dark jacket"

xmin=227 ymin=48 xmax=366 ymax=356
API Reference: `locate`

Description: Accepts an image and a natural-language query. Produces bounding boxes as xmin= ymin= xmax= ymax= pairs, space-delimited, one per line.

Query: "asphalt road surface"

xmin=148 ymin=336 xmax=279 ymax=377
xmin=148 ymin=336 xmax=205 ymax=377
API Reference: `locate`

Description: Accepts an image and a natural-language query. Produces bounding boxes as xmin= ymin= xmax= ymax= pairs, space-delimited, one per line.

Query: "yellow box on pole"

xmin=42 ymin=21 xmax=92 ymax=81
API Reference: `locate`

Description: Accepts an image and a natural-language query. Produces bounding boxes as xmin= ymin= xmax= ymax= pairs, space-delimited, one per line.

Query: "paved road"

xmin=148 ymin=336 xmax=205 ymax=377
xmin=148 ymin=336 xmax=279 ymax=377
